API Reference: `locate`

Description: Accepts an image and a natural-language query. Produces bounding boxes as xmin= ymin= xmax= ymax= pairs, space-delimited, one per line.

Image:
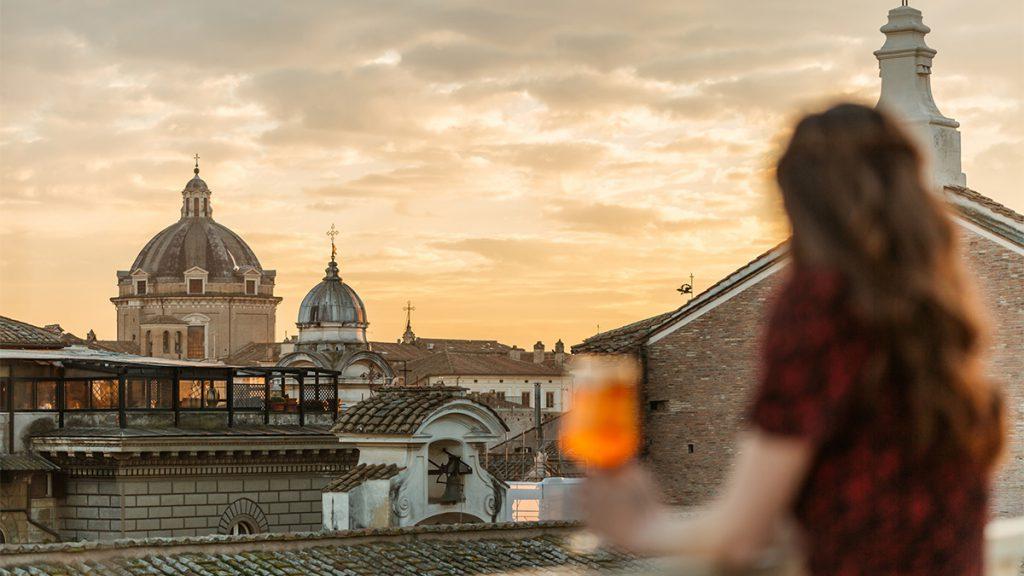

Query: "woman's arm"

xmin=584 ymin=430 xmax=813 ymax=567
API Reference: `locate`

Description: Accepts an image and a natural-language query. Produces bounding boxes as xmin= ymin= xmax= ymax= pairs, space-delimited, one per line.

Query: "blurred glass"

xmin=560 ymin=354 xmax=641 ymax=470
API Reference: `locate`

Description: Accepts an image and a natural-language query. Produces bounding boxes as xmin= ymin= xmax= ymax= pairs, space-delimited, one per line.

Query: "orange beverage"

xmin=560 ymin=354 xmax=640 ymax=470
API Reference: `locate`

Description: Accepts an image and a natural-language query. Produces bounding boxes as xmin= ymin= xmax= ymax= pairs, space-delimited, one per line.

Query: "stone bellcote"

xmin=875 ymin=4 xmax=966 ymax=188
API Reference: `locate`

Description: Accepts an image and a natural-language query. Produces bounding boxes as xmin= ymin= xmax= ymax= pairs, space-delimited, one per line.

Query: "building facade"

xmin=111 ymin=162 xmax=280 ymax=361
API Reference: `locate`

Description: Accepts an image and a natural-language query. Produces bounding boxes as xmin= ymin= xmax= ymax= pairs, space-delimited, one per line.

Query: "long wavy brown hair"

xmin=776 ymin=103 xmax=1004 ymax=468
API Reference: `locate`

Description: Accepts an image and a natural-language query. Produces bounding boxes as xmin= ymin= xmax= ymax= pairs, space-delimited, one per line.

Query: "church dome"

xmin=129 ymin=168 xmax=263 ymax=279
xmin=131 ymin=218 xmax=262 ymax=279
xmin=297 ymin=260 xmax=367 ymax=326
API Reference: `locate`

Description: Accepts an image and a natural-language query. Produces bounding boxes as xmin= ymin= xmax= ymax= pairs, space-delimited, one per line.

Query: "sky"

xmin=1 ymin=0 xmax=1021 ymax=350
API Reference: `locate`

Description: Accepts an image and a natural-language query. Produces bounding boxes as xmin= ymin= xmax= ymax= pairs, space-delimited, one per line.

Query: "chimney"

xmin=875 ymin=3 xmax=965 ymax=188
xmin=509 ymin=346 xmax=522 ymax=361
xmin=533 ymin=341 xmax=545 ymax=364
xmin=554 ymin=339 xmax=565 ymax=365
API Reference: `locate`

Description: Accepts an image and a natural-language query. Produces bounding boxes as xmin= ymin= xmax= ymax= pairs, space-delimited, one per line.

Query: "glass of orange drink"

xmin=560 ymin=354 xmax=640 ymax=470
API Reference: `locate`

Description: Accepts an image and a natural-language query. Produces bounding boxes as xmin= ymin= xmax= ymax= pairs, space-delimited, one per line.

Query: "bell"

xmin=439 ymin=480 xmax=464 ymax=504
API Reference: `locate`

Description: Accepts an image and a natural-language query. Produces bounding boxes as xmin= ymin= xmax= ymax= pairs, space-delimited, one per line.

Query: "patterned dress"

xmin=750 ymin=267 xmax=989 ymax=576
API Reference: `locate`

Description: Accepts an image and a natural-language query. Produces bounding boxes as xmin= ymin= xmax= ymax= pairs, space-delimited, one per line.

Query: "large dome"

xmin=130 ymin=173 xmax=263 ymax=279
xmin=297 ymin=260 xmax=367 ymax=326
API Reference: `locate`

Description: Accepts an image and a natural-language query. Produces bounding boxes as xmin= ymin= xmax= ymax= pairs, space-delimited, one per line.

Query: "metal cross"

xmin=403 ymin=300 xmax=416 ymax=316
xmin=327 ymin=223 xmax=339 ymax=262
xmin=193 ymin=153 xmax=200 ymax=175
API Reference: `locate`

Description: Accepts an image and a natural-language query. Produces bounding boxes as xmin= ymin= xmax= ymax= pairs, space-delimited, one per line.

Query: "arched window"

xmin=229 ymin=520 xmax=256 ymax=535
xmin=174 ymin=331 xmax=182 ymax=354
xmin=0 ymin=527 xmax=5 ymax=543
xmin=193 ymin=197 xmax=199 ymax=216
xmin=145 ymin=331 xmax=153 ymax=356
xmin=203 ymin=197 xmax=208 ymax=215
xmin=162 ymin=331 xmax=170 ymax=353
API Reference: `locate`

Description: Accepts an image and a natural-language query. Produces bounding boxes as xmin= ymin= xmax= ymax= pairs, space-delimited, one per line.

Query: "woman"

xmin=584 ymin=103 xmax=1005 ymax=575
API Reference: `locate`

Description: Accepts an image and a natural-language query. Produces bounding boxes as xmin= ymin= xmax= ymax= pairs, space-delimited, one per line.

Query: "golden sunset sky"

xmin=1 ymin=0 xmax=1021 ymax=349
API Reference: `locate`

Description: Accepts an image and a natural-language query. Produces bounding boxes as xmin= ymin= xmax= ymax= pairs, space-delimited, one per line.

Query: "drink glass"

xmin=560 ymin=354 xmax=640 ymax=470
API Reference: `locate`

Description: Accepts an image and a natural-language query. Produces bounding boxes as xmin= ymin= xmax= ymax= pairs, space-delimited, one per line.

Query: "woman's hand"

xmin=581 ymin=463 xmax=677 ymax=556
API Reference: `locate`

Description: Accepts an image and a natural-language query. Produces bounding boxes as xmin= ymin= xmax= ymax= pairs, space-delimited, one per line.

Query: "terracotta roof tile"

xmin=323 ymin=463 xmax=403 ymax=492
xmin=0 ymin=452 xmax=59 ymax=471
xmin=225 ymin=342 xmax=282 ymax=365
xmin=405 ymin=351 xmax=565 ymax=385
xmin=0 ymin=522 xmax=645 ymax=575
xmin=0 ymin=315 xmax=66 ymax=350
xmin=332 ymin=388 xmax=465 ymax=435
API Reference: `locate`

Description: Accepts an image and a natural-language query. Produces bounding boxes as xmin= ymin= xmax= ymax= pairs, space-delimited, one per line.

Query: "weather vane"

xmin=327 ymin=223 xmax=339 ymax=262
xmin=677 ymin=273 xmax=695 ymax=301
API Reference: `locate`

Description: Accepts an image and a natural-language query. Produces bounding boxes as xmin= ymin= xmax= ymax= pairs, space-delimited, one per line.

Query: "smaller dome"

xmin=184 ymin=175 xmax=209 ymax=192
xmin=297 ymin=260 xmax=367 ymax=326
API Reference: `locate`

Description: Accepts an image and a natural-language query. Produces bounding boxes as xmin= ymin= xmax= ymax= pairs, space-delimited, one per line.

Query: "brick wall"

xmin=60 ymin=474 xmax=329 ymax=541
xmin=961 ymin=231 xmax=1024 ymax=517
xmin=643 ymin=272 xmax=782 ymax=506
xmin=642 ymin=228 xmax=1022 ymax=517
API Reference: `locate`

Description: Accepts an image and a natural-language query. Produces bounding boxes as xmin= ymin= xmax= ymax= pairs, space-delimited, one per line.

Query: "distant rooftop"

xmin=0 ymin=521 xmax=645 ymax=575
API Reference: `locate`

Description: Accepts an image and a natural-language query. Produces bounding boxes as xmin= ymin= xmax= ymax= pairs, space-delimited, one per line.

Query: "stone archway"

xmin=217 ymin=498 xmax=269 ymax=535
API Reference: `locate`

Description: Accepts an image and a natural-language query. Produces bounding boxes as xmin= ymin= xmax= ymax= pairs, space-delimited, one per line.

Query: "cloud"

xmin=0 ymin=0 xmax=1020 ymax=349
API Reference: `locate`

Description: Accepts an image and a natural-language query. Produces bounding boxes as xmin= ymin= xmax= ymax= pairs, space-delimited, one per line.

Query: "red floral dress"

xmin=750 ymin=267 xmax=989 ymax=576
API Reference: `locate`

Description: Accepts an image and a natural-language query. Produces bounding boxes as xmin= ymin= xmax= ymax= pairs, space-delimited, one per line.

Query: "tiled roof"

xmin=91 ymin=339 xmax=141 ymax=355
xmin=405 ymin=351 xmax=565 ymax=385
xmin=415 ymin=338 xmax=513 ymax=354
xmin=571 ymin=310 xmax=676 ymax=354
xmin=945 ymin=186 xmax=1024 ymax=247
xmin=573 ymin=242 xmax=788 ymax=355
xmin=225 ymin=341 xmax=282 ymax=365
xmin=332 ymin=388 xmax=469 ymax=435
xmin=324 ymin=463 xmax=403 ymax=492
xmin=368 ymin=341 xmax=433 ymax=364
xmin=0 ymin=315 xmax=66 ymax=350
xmin=0 ymin=522 xmax=645 ymax=575
xmin=0 ymin=452 xmax=59 ymax=472
xmin=946 ymin=186 xmax=1024 ymax=224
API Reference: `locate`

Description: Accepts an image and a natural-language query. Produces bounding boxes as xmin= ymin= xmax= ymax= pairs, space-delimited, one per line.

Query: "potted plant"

xmin=268 ymin=395 xmax=286 ymax=412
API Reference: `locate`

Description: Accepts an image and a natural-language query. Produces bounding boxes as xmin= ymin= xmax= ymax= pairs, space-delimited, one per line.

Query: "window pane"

xmin=0 ymin=380 xmax=7 ymax=411
xmin=152 ymin=379 xmax=173 ymax=409
xmin=12 ymin=381 xmax=33 ymax=410
xmin=65 ymin=381 xmax=89 ymax=410
xmin=204 ymin=380 xmax=227 ymax=409
xmin=126 ymin=379 xmax=147 ymax=408
xmin=36 ymin=381 xmax=57 ymax=410
xmin=189 ymin=278 xmax=203 ymax=294
xmin=179 ymin=379 xmax=202 ymax=409
xmin=90 ymin=380 xmax=119 ymax=409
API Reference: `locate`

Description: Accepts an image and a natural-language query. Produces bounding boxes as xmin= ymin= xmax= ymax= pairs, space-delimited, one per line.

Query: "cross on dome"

xmin=193 ymin=153 xmax=200 ymax=175
xmin=327 ymin=223 xmax=339 ymax=263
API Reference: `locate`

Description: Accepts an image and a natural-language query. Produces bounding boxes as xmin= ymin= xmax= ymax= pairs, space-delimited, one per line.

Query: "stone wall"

xmin=59 ymin=474 xmax=330 ymax=541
